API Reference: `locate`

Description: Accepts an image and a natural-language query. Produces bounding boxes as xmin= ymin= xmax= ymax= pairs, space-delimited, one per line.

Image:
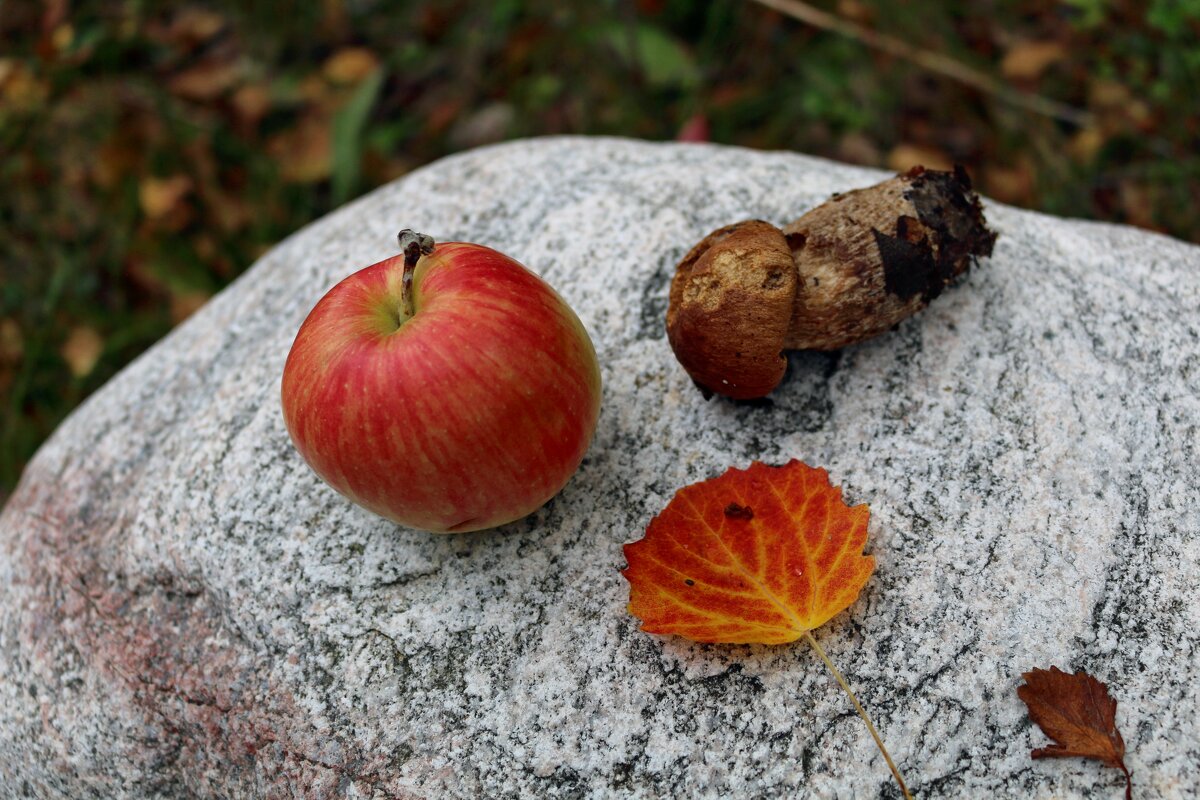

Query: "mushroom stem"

xmin=781 ymin=166 xmax=994 ymax=351
xmin=665 ymin=166 xmax=996 ymax=399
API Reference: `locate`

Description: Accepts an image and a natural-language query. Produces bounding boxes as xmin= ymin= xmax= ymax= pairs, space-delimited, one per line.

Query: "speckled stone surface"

xmin=2 ymin=137 xmax=1198 ymax=799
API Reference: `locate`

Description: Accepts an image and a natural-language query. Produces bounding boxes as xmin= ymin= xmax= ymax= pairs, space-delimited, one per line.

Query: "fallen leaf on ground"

xmin=169 ymin=8 xmax=226 ymax=45
xmin=0 ymin=319 xmax=23 ymax=364
xmin=1001 ymin=40 xmax=1066 ymax=82
xmin=1018 ymin=666 xmax=1132 ymax=800
xmin=61 ymin=326 xmax=104 ymax=378
xmin=231 ymin=83 xmax=272 ymax=127
xmin=622 ymin=459 xmax=874 ymax=644
xmin=139 ymin=175 xmax=193 ymax=220
xmin=267 ymin=115 xmax=332 ymax=183
xmin=169 ymin=59 xmax=241 ymax=100
xmin=170 ymin=291 xmax=211 ymax=324
xmin=621 ymin=460 xmax=908 ymax=797
xmin=887 ymin=143 xmax=953 ymax=173
xmin=323 ymin=47 xmax=380 ymax=84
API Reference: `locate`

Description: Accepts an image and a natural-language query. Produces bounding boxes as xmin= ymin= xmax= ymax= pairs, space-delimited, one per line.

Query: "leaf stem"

xmin=803 ymin=631 xmax=911 ymax=800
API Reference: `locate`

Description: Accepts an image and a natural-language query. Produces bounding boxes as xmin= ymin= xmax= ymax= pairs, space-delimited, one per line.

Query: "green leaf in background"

xmin=1063 ymin=0 xmax=1109 ymax=28
xmin=597 ymin=22 xmax=700 ymax=89
xmin=1147 ymin=0 xmax=1200 ymax=36
xmin=332 ymin=67 xmax=386 ymax=207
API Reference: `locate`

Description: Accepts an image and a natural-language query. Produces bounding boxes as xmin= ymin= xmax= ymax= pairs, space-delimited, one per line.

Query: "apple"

xmin=281 ymin=230 xmax=602 ymax=533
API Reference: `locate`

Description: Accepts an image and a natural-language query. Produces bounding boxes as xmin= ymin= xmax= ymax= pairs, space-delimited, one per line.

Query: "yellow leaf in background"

xmin=1120 ymin=182 xmax=1156 ymax=230
xmin=170 ymin=8 xmax=226 ymax=44
xmin=887 ymin=143 xmax=953 ymax=173
xmin=169 ymin=59 xmax=241 ymax=100
xmin=1089 ymin=79 xmax=1133 ymax=109
xmin=0 ymin=319 xmax=20 ymax=396
xmin=835 ymin=0 xmax=873 ymax=24
xmin=1001 ymin=40 xmax=1066 ymax=82
xmin=323 ymin=47 xmax=380 ymax=84
xmin=170 ymin=291 xmax=211 ymax=324
xmin=0 ymin=61 xmax=49 ymax=112
xmin=299 ymin=73 xmax=331 ymax=105
xmin=0 ymin=319 xmax=23 ymax=364
xmin=1089 ymin=79 xmax=1152 ymax=131
xmin=268 ymin=116 xmax=332 ymax=183
xmin=1068 ymin=127 xmax=1106 ymax=164
xmin=51 ymin=25 xmax=74 ymax=54
xmin=983 ymin=158 xmax=1036 ymax=205
xmin=231 ymin=83 xmax=272 ymax=126
xmin=206 ymin=188 xmax=252 ymax=233
xmin=61 ymin=327 xmax=104 ymax=378
xmin=139 ymin=175 xmax=193 ymax=220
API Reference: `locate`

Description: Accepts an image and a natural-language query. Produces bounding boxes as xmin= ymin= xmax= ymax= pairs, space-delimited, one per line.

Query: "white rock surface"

xmin=1 ymin=137 xmax=1198 ymax=798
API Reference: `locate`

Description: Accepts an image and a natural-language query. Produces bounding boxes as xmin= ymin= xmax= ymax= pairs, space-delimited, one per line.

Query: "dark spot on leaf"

xmin=725 ymin=502 xmax=754 ymax=520
xmin=685 ymin=578 xmax=695 ymax=586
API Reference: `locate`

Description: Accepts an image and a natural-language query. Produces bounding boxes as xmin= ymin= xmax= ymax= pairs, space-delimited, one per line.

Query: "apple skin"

xmin=281 ymin=241 xmax=602 ymax=533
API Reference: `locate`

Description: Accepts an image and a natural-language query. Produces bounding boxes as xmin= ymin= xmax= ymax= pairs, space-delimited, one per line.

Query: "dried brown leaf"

xmin=0 ymin=319 xmax=23 ymax=364
xmin=61 ymin=326 xmax=104 ymax=378
xmin=169 ymin=60 xmax=241 ymax=101
xmin=1018 ymin=666 xmax=1132 ymax=799
xmin=323 ymin=48 xmax=380 ymax=84
xmin=170 ymin=8 xmax=226 ymax=44
xmin=139 ymin=175 xmax=193 ymax=220
xmin=231 ymin=83 xmax=272 ymax=127
xmin=267 ymin=116 xmax=332 ymax=183
xmin=0 ymin=61 xmax=49 ymax=112
xmin=1068 ymin=127 xmax=1106 ymax=164
xmin=170 ymin=291 xmax=211 ymax=324
xmin=1001 ymin=41 xmax=1066 ymax=82
xmin=983 ymin=159 xmax=1036 ymax=205
xmin=886 ymin=143 xmax=953 ymax=173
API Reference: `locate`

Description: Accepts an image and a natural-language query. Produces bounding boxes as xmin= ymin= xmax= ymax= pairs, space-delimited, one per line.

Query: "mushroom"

xmin=666 ymin=166 xmax=997 ymax=399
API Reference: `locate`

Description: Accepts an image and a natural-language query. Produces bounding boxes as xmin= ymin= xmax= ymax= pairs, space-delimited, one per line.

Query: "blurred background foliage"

xmin=1 ymin=0 xmax=1198 ymax=500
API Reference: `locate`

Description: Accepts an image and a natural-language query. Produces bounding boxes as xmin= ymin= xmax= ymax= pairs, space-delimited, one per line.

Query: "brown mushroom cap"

xmin=666 ymin=220 xmax=797 ymax=399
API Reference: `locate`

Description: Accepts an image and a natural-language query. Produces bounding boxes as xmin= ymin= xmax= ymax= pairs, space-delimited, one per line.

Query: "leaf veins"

xmin=1018 ymin=666 xmax=1132 ymax=800
xmin=621 ymin=459 xmax=874 ymax=646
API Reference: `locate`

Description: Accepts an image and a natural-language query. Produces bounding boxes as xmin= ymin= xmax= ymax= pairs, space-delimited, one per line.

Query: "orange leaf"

xmin=622 ymin=460 xmax=874 ymax=644
xmin=1018 ymin=666 xmax=1132 ymax=799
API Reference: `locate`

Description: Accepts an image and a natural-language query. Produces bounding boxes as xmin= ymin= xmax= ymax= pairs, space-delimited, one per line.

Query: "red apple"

xmin=281 ymin=231 xmax=602 ymax=533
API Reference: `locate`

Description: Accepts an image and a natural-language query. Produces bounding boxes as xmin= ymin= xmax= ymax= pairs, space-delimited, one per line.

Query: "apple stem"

xmin=397 ymin=229 xmax=435 ymax=318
